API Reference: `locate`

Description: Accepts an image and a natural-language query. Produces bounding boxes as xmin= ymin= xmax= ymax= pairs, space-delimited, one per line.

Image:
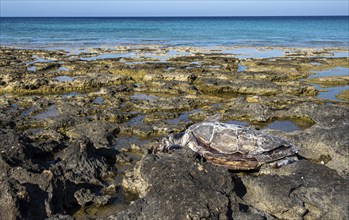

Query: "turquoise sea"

xmin=0 ymin=17 xmax=348 ymax=49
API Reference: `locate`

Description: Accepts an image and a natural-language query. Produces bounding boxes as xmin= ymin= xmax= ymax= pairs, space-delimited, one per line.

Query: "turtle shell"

xmin=186 ymin=122 xmax=298 ymax=169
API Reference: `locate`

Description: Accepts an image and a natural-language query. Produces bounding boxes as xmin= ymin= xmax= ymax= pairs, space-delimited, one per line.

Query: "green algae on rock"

xmin=306 ymin=75 xmax=349 ymax=88
xmin=336 ymin=89 xmax=349 ymax=101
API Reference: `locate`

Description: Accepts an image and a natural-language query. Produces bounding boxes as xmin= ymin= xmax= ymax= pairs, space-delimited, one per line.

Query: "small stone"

xmin=197 ymin=164 xmax=204 ymax=171
xmin=246 ymin=96 xmax=260 ymax=103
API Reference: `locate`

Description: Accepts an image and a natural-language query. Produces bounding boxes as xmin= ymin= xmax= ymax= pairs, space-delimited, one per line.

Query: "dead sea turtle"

xmin=157 ymin=117 xmax=299 ymax=170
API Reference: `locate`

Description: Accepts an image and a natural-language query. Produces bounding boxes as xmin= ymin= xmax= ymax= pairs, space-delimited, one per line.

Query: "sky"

xmin=1 ymin=0 xmax=348 ymax=17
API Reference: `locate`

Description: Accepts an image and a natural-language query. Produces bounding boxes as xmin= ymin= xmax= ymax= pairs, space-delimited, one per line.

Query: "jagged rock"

xmin=74 ymin=188 xmax=110 ymax=207
xmin=284 ymin=103 xmax=349 ymax=176
xmin=53 ymin=138 xmax=112 ymax=185
xmin=0 ymin=130 xmax=117 ymax=218
xmin=113 ymin=148 xmax=265 ymax=220
xmin=0 ymin=178 xmax=49 ymax=220
xmin=241 ymin=160 xmax=349 ymax=220
xmin=0 ymin=129 xmax=42 ymax=173
xmin=65 ymin=122 xmax=120 ymax=149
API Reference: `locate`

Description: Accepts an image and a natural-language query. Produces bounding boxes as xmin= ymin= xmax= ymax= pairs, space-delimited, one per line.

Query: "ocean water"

xmin=0 ymin=17 xmax=348 ymax=49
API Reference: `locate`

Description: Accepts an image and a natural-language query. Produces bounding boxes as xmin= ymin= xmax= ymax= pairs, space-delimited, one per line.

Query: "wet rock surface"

xmin=0 ymin=46 xmax=348 ymax=219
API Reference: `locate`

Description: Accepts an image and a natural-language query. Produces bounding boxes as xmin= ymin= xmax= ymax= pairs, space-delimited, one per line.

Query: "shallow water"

xmin=310 ymin=62 xmax=321 ymax=66
xmin=227 ymin=119 xmax=313 ymax=132
xmin=191 ymin=61 xmax=201 ymax=65
xmin=27 ymin=66 xmax=37 ymax=72
xmin=78 ymin=49 xmax=191 ymax=62
xmin=93 ymin=97 xmax=104 ymax=104
xmin=165 ymin=67 xmax=176 ymax=71
xmin=53 ymin=75 xmax=74 ymax=82
xmin=164 ymin=109 xmax=200 ymax=125
xmin=332 ymin=51 xmax=349 ymax=58
xmin=127 ymin=115 xmax=145 ymax=126
xmin=314 ymin=84 xmax=349 ymax=101
xmin=144 ymin=49 xmax=191 ymax=62
xmin=33 ymin=105 xmax=60 ymax=120
xmin=80 ymin=52 xmax=134 ymax=61
xmin=206 ymin=65 xmax=221 ymax=69
xmin=130 ymin=93 xmax=158 ymax=102
xmin=32 ymin=55 xmax=55 ymax=63
xmin=166 ymin=49 xmax=191 ymax=57
xmin=237 ymin=63 xmax=247 ymax=72
xmin=224 ymin=47 xmax=284 ymax=59
xmin=264 ymin=120 xmax=301 ymax=132
xmin=21 ymin=107 xmax=35 ymax=116
xmin=62 ymin=92 xmax=80 ymax=98
xmin=308 ymin=66 xmax=349 ymax=101
xmin=309 ymin=66 xmax=349 ymax=79
xmin=113 ymin=135 xmax=150 ymax=150
xmin=226 ymin=120 xmax=249 ymax=126
xmin=5 ymin=103 xmax=18 ymax=114
xmin=58 ymin=66 xmax=70 ymax=72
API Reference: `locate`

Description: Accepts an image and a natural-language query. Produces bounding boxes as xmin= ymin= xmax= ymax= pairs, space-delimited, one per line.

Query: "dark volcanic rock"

xmin=113 ymin=148 xmax=265 ymax=220
xmin=0 ymin=129 xmax=42 ymax=173
xmin=74 ymin=188 xmax=110 ymax=207
xmin=53 ymin=138 xmax=113 ymax=185
xmin=0 ymin=178 xmax=47 ymax=220
xmin=0 ymin=129 xmax=117 ymax=218
xmin=241 ymin=160 xmax=349 ymax=220
xmin=65 ymin=122 xmax=120 ymax=149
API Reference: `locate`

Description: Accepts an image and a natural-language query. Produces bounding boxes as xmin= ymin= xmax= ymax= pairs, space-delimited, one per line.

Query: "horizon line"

xmin=1 ymin=15 xmax=349 ymax=18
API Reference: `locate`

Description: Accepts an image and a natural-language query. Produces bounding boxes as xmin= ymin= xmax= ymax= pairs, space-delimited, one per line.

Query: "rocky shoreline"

xmin=0 ymin=46 xmax=348 ymax=219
